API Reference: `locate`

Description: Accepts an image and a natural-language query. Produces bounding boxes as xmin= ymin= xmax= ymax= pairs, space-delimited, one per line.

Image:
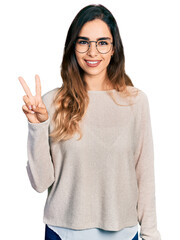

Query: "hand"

xmin=18 ymin=74 xmax=49 ymax=123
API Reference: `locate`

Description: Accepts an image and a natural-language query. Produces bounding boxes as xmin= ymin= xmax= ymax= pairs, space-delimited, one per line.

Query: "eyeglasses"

xmin=74 ymin=38 xmax=113 ymax=54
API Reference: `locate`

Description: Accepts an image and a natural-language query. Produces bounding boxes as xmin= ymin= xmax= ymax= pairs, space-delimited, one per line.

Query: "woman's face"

xmin=75 ymin=19 xmax=114 ymax=79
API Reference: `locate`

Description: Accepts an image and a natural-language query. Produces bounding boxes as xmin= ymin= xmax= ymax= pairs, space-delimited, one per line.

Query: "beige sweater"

xmin=26 ymin=86 xmax=161 ymax=240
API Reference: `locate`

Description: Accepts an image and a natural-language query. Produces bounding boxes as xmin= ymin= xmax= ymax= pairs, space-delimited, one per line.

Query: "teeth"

xmin=87 ymin=61 xmax=99 ymax=64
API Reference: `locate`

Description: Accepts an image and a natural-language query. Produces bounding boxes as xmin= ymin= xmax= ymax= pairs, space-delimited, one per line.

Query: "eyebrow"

xmin=76 ymin=36 xmax=111 ymax=41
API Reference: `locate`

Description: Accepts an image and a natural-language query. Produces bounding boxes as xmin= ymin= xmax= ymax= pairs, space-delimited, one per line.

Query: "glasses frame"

xmin=74 ymin=39 xmax=113 ymax=54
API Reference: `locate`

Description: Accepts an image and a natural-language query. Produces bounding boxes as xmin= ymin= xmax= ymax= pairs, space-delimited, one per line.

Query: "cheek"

xmin=75 ymin=51 xmax=84 ymax=59
xmin=75 ymin=53 xmax=85 ymax=67
xmin=104 ymin=54 xmax=112 ymax=65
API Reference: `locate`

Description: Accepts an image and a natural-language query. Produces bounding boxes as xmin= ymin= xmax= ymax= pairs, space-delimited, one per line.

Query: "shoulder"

xmin=126 ymin=86 xmax=152 ymax=123
xmin=42 ymin=87 xmax=60 ymax=101
xmin=42 ymin=87 xmax=60 ymax=110
xmin=126 ymin=85 xmax=149 ymax=105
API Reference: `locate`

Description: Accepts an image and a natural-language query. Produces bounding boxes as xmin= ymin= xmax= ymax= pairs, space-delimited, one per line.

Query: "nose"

xmin=87 ymin=42 xmax=98 ymax=56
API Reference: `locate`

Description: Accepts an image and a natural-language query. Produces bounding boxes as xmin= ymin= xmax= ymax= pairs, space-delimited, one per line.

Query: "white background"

xmin=0 ymin=0 xmax=179 ymax=239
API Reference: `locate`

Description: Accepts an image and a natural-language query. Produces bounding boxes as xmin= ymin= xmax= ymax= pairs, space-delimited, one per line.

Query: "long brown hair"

xmin=49 ymin=4 xmax=139 ymax=143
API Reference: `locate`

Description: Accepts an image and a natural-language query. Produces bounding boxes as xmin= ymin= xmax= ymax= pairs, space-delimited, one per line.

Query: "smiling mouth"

xmin=84 ymin=60 xmax=102 ymax=67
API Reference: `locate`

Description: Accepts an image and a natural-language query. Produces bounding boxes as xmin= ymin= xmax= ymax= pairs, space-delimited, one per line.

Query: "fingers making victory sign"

xmin=18 ymin=74 xmax=49 ymax=123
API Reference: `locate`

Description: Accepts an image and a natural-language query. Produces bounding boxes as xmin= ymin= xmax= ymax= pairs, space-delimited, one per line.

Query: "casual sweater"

xmin=26 ymin=86 xmax=161 ymax=240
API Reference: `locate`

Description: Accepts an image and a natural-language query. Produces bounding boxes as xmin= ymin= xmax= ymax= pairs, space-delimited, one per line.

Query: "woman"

xmin=18 ymin=4 xmax=161 ymax=240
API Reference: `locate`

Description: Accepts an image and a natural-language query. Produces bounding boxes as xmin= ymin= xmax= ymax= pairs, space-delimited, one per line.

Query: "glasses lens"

xmin=75 ymin=40 xmax=89 ymax=53
xmin=97 ymin=39 xmax=112 ymax=54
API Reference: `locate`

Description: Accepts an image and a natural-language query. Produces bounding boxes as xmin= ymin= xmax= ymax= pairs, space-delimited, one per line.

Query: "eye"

xmin=98 ymin=41 xmax=108 ymax=45
xmin=77 ymin=40 xmax=89 ymax=45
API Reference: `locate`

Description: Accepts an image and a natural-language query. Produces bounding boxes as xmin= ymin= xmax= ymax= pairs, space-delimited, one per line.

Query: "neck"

xmin=84 ymin=71 xmax=113 ymax=91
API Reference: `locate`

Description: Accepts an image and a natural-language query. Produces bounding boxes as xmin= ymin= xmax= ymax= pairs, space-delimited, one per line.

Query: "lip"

xmin=84 ymin=60 xmax=102 ymax=67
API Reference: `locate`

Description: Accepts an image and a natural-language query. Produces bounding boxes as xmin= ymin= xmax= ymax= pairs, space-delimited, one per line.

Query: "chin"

xmin=85 ymin=69 xmax=104 ymax=76
xmin=82 ymin=65 xmax=105 ymax=73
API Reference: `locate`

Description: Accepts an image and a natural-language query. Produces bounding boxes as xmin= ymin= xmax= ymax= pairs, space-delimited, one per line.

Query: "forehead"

xmin=78 ymin=19 xmax=112 ymax=39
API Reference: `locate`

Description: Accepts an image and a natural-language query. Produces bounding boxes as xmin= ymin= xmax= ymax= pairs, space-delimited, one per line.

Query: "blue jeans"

xmin=132 ymin=231 xmax=138 ymax=240
xmin=45 ymin=225 xmax=62 ymax=240
xmin=45 ymin=224 xmax=138 ymax=240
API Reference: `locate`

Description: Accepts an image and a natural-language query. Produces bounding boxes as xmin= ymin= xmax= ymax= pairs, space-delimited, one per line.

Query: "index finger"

xmin=35 ymin=74 xmax=41 ymax=98
xmin=18 ymin=76 xmax=33 ymax=98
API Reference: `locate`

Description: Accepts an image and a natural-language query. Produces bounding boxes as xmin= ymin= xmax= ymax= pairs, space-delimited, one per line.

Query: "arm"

xmin=135 ymin=92 xmax=161 ymax=240
xmin=26 ymin=93 xmax=55 ymax=193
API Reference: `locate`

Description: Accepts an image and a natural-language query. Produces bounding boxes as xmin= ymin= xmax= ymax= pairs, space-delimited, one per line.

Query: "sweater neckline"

xmin=87 ymin=89 xmax=116 ymax=93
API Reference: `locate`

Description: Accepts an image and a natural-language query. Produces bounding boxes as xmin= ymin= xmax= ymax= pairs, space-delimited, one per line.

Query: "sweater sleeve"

xmin=135 ymin=92 xmax=161 ymax=240
xmin=26 ymin=93 xmax=55 ymax=193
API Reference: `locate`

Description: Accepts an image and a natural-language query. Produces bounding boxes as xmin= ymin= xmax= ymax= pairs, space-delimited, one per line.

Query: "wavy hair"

xmin=49 ymin=4 xmax=139 ymax=143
